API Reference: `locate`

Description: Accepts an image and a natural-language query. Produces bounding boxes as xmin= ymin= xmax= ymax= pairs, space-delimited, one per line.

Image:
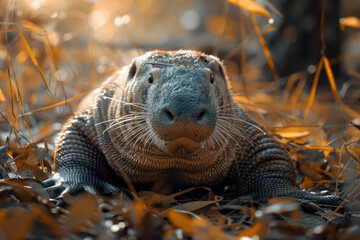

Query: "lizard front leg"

xmin=42 ymin=112 xmax=120 ymax=198
xmin=230 ymin=125 xmax=343 ymax=207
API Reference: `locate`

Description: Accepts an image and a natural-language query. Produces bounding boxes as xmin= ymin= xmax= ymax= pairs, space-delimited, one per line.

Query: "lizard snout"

xmin=151 ymin=95 xmax=216 ymax=143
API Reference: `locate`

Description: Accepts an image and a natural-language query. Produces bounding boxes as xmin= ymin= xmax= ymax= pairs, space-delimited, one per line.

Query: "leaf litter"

xmin=0 ymin=0 xmax=359 ymax=239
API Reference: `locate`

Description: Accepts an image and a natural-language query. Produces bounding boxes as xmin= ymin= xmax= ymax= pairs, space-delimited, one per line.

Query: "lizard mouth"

xmin=165 ymin=137 xmax=201 ymax=155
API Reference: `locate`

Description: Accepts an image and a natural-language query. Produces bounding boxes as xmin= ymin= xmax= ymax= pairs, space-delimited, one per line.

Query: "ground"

xmin=0 ymin=0 xmax=360 ymax=239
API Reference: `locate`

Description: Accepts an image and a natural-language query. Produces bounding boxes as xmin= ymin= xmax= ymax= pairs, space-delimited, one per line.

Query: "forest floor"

xmin=1 ymin=0 xmax=360 ymax=239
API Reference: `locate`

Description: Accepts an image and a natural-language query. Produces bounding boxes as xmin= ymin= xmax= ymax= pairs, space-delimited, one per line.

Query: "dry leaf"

xmin=272 ymin=127 xmax=315 ymax=138
xmin=226 ymin=0 xmax=271 ymax=18
xmin=339 ymin=16 xmax=360 ymax=31
xmin=167 ymin=209 xmax=195 ymax=234
xmin=237 ymin=221 xmax=267 ymax=238
xmin=351 ymin=118 xmax=360 ymax=129
xmin=0 ymin=209 xmax=34 ymax=240
xmin=64 ymin=194 xmax=100 ymax=233
xmin=167 ymin=209 xmax=233 ymax=239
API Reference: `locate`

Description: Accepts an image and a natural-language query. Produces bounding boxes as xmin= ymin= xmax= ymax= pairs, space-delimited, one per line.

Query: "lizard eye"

xmin=148 ymin=73 xmax=154 ymax=84
xmin=210 ymin=74 xmax=215 ymax=84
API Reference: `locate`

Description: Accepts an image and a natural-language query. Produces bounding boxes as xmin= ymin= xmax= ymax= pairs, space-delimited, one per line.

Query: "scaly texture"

xmin=43 ymin=50 xmax=342 ymax=207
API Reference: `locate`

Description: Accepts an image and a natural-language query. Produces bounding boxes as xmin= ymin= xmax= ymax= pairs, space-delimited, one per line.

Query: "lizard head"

xmin=123 ymin=50 xmax=233 ymax=157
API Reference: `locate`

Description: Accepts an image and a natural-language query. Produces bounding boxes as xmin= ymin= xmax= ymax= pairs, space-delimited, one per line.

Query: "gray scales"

xmin=43 ymin=50 xmax=342 ymax=206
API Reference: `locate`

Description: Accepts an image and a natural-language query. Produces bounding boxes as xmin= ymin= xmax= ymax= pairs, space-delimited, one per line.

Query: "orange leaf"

xmin=323 ymin=56 xmax=342 ymax=103
xmin=191 ymin=218 xmax=230 ymax=240
xmin=167 ymin=209 xmax=194 ymax=234
xmin=226 ymin=0 xmax=271 ymax=18
xmin=167 ymin=210 xmax=231 ymax=239
xmin=237 ymin=220 xmax=267 ymax=238
xmin=304 ymin=57 xmax=324 ymax=118
xmin=0 ymin=88 xmax=5 ymax=103
xmin=339 ymin=16 xmax=360 ymax=31
xmin=133 ymin=199 xmax=148 ymax=221
xmin=301 ymin=176 xmax=314 ymax=189
xmin=304 ymin=145 xmax=334 ymax=152
xmin=0 ymin=209 xmax=34 ymax=240
xmin=19 ymin=32 xmax=52 ymax=95
xmin=272 ymin=127 xmax=315 ymax=138
xmin=65 ymin=194 xmax=99 ymax=233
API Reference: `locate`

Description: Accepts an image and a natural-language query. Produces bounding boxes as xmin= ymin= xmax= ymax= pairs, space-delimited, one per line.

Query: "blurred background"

xmin=0 ymin=2 xmax=360 ymax=239
xmin=0 ymin=0 xmax=359 ymax=167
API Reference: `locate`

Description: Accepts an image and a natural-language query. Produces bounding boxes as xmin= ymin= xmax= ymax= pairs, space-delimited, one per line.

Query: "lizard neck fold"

xmin=94 ymin=87 xmax=235 ymax=186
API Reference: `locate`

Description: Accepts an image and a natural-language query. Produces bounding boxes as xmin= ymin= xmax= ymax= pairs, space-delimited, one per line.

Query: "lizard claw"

xmin=289 ymin=191 xmax=345 ymax=213
xmin=41 ymin=173 xmax=68 ymax=198
xmin=41 ymin=173 xmax=120 ymax=199
xmin=225 ymin=190 xmax=344 ymax=214
xmin=292 ymin=191 xmax=344 ymax=206
xmin=295 ymin=198 xmax=324 ymax=213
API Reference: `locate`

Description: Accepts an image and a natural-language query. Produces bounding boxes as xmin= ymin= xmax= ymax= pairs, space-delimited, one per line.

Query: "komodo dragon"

xmin=43 ymin=50 xmax=342 ymax=207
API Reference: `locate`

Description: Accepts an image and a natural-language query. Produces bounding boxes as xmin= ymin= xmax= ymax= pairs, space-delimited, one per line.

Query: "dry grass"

xmin=0 ymin=0 xmax=360 ymax=239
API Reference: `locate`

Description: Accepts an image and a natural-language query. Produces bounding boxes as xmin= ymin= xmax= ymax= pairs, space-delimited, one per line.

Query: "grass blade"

xmin=265 ymin=0 xmax=283 ymax=17
xmin=304 ymin=57 xmax=324 ymax=118
xmin=323 ymin=56 xmax=342 ymax=103
xmin=23 ymin=119 xmax=34 ymax=143
xmin=6 ymin=46 xmax=16 ymax=122
xmin=290 ymin=78 xmax=305 ymax=105
xmin=250 ymin=13 xmax=279 ymax=83
xmin=20 ymin=20 xmax=44 ymax=32
xmin=0 ymin=29 xmax=35 ymax=33
xmin=19 ymin=32 xmax=52 ymax=95
xmin=20 ymin=90 xmax=91 ymax=116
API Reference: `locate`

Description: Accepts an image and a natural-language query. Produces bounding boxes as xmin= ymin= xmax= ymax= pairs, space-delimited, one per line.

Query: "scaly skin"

xmin=43 ymin=50 xmax=342 ymax=207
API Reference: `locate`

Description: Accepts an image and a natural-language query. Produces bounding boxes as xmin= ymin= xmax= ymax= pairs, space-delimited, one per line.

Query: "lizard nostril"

xmin=196 ymin=109 xmax=206 ymax=121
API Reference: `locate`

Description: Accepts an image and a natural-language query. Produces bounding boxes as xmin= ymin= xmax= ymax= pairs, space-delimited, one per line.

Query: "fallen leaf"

xmin=64 ymin=194 xmax=100 ymax=233
xmin=237 ymin=220 xmax=267 ymax=238
xmin=351 ymin=118 xmax=360 ymax=130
